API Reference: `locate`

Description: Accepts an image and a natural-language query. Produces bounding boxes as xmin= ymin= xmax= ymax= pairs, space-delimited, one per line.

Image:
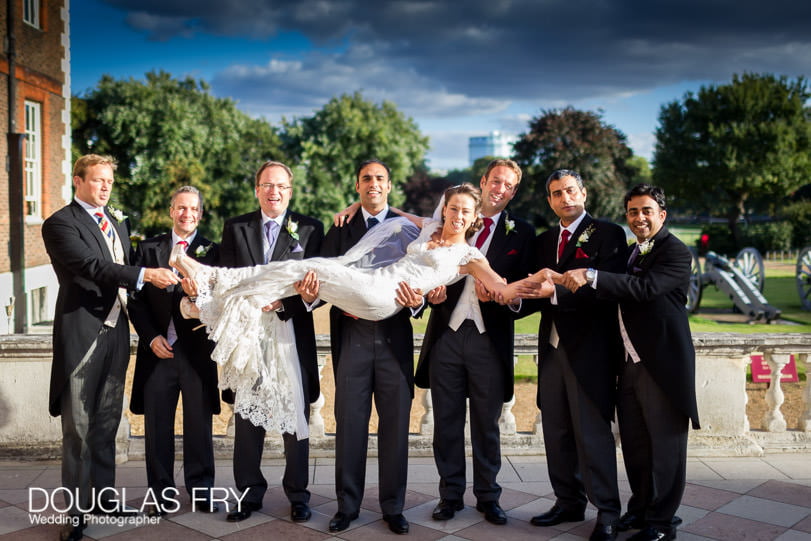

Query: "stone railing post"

xmin=799 ymin=354 xmax=811 ymax=432
xmin=499 ymin=394 xmax=517 ymax=435
xmin=762 ymin=351 xmax=790 ymax=432
xmin=420 ymin=389 xmax=434 ymax=435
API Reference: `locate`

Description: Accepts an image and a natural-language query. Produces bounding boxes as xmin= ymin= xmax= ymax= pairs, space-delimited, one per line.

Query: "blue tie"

xmin=264 ymin=221 xmax=279 ymax=263
xmin=367 ymin=216 xmax=379 ymax=229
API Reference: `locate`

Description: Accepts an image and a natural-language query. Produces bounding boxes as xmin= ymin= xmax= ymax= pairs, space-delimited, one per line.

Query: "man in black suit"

xmin=129 ymin=186 xmax=220 ymax=516
xmin=523 ymin=169 xmax=627 ymax=541
xmin=321 ymin=160 xmax=418 ymax=535
xmin=42 ymin=154 xmax=179 ymax=541
xmin=561 ymin=184 xmax=700 ymax=541
xmin=415 ymin=159 xmax=533 ymax=525
xmin=220 ymin=161 xmax=324 ymax=524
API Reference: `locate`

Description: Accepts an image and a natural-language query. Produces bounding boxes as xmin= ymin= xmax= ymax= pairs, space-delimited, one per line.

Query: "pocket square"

xmin=575 ymin=247 xmax=589 ymax=259
xmin=291 ymin=243 xmax=304 ymax=253
xmin=506 ymin=249 xmax=518 ymax=256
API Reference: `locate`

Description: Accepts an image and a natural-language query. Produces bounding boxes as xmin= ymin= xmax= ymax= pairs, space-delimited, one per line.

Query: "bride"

xmin=172 ymin=183 xmax=553 ymax=436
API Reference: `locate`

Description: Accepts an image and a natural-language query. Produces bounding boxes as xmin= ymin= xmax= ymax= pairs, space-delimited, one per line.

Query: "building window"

xmin=23 ymin=0 xmax=40 ymax=28
xmin=24 ymin=100 xmax=43 ymax=219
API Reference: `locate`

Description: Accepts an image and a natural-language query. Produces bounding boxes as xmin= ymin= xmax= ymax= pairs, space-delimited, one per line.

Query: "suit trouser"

xmin=334 ymin=319 xmax=411 ymax=515
xmin=430 ymin=320 xmax=504 ymax=503
xmin=143 ymin=339 xmax=215 ymax=503
xmin=618 ymin=360 xmax=688 ymax=530
xmin=232 ymin=392 xmax=311 ymax=507
xmin=538 ymin=344 xmax=620 ymax=523
xmin=60 ymin=315 xmax=129 ymax=514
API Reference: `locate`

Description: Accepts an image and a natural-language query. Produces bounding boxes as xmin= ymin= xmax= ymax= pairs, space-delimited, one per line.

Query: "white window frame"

xmin=24 ymin=100 xmax=43 ymax=220
xmin=23 ymin=0 xmax=40 ymax=28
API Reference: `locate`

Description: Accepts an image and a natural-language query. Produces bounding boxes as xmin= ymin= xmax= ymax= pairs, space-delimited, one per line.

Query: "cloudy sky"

xmin=70 ymin=0 xmax=811 ymax=170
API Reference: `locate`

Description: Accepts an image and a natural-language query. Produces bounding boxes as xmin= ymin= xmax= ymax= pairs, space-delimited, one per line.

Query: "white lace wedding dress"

xmin=182 ymin=217 xmax=484 ymax=437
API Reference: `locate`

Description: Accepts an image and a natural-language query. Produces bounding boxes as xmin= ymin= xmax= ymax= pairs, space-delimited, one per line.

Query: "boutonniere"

xmin=107 ymin=205 xmax=127 ymax=223
xmin=576 ymin=224 xmax=596 ymax=247
xmin=195 ymin=243 xmax=212 ymax=258
xmin=639 ymin=239 xmax=654 ymax=256
xmin=286 ymin=219 xmax=299 ymax=240
xmin=504 ymin=218 xmax=516 ymax=235
xmin=129 ymin=232 xmax=144 ymax=249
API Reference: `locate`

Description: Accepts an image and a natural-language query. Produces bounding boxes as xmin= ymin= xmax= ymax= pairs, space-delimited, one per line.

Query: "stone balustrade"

xmin=1 ymin=332 xmax=809 ymax=460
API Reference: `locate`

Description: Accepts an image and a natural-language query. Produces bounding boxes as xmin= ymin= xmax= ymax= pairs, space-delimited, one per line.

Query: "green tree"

xmin=281 ymin=92 xmax=430 ymax=223
xmin=72 ymin=71 xmax=285 ymax=239
xmin=512 ymin=107 xmax=636 ymax=226
xmin=653 ymin=73 xmax=811 ymax=244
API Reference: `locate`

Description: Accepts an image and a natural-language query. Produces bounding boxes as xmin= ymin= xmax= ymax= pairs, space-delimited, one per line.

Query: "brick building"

xmin=1 ymin=0 xmax=72 ymax=333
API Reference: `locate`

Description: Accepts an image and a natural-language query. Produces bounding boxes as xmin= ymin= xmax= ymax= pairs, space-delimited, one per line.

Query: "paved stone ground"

xmin=1 ymin=454 xmax=810 ymax=540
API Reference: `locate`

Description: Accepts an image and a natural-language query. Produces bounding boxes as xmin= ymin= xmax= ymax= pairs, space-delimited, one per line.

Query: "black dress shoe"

xmin=476 ymin=501 xmax=507 ymax=525
xmin=432 ymin=499 xmax=464 ymax=520
xmin=59 ymin=519 xmax=85 ymax=541
xmin=328 ymin=511 xmax=359 ymax=532
xmin=291 ymin=502 xmax=312 ymax=522
xmin=628 ymin=526 xmax=677 ymax=541
xmin=530 ymin=505 xmax=586 ymax=526
xmin=617 ymin=511 xmax=645 ymax=531
xmin=383 ymin=513 xmax=409 ymax=534
xmin=590 ymin=522 xmax=618 ymax=541
xmin=227 ymin=501 xmax=262 ymax=522
xmin=193 ymin=499 xmax=220 ymax=513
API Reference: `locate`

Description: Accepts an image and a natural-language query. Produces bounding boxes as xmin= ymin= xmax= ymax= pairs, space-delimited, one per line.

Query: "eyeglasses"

xmin=626 ymin=208 xmax=659 ymax=217
xmin=257 ymin=183 xmax=291 ymax=192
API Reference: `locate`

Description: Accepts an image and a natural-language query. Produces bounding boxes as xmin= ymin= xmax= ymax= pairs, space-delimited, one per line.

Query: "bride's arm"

xmin=461 ymin=258 xmax=553 ymax=302
xmin=389 ymin=207 xmax=427 ymax=229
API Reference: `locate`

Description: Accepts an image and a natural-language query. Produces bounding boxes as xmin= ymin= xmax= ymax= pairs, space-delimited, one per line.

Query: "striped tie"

xmin=94 ymin=211 xmax=114 ymax=240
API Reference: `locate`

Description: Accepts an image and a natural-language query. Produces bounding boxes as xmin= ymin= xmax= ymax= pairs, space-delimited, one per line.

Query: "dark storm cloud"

xmin=104 ymin=0 xmax=811 ymax=110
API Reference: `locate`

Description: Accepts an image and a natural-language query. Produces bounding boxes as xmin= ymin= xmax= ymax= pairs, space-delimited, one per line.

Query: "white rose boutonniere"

xmin=286 ymin=219 xmax=300 ymax=241
xmin=576 ymin=224 xmax=596 ymax=247
xmin=504 ymin=218 xmax=516 ymax=235
xmin=639 ymin=239 xmax=654 ymax=256
xmin=107 ymin=205 xmax=127 ymax=223
xmin=195 ymin=244 xmax=212 ymax=258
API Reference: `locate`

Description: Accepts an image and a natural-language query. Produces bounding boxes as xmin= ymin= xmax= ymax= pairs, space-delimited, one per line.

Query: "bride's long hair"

xmin=441 ymin=183 xmax=483 ymax=239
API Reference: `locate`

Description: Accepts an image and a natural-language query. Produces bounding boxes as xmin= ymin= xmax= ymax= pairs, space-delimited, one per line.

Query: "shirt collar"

xmin=559 ymin=211 xmax=586 ymax=236
xmin=74 ymin=196 xmax=102 ymax=214
xmin=171 ymin=230 xmax=197 ymax=246
xmin=261 ymin=211 xmax=286 ymax=228
xmin=361 ymin=205 xmax=389 ymax=223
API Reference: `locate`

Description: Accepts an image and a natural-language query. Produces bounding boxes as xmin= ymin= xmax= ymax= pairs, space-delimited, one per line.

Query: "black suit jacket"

xmin=415 ymin=212 xmax=534 ymax=401
xmin=527 ymin=213 xmax=627 ymax=421
xmin=595 ymin=227 xmax=700 ymax=428
xmin=128 ymin=233 xmax=221 ymax=415
xmin=42 ymin=200 xmax=142 ymax=417
xmin=321 ymin=210 xmax=416 ymax=395
xmin=219 ymin=209 xmax=324 ymax=404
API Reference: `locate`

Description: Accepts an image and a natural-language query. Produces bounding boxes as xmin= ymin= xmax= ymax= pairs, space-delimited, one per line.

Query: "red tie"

xmin=475 ymin=217 xmax=494 ymax=249
xmin=558 ymin=229 xmax=571 ymax=261
xmin=177 ymin=240 xmax=188 ymax=251
xmin=93 ymin=212 xmax=114 ymax=240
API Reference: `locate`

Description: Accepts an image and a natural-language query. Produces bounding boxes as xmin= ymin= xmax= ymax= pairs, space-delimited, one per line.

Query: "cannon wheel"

xmin=798 ymin=246 xmax=811 ymax=311
xmin=686 ymin=248 xmax=702 ymax=313
xmin=734 ymin=247 xmax=765 ymax=292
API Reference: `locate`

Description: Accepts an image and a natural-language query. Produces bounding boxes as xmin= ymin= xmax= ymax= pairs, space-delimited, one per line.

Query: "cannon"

xmin=685 ymin=247 xmax=781 ymax=322
xmin=798 ymin=246 xmax=811 ymax=311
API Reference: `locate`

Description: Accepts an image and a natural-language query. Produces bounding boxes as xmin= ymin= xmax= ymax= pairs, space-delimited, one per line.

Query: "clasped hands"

xmin=516 ymin=268 xmax=591 ymax=296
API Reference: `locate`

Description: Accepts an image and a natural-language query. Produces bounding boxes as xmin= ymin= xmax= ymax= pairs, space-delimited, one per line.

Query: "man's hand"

xmin=561 ymin=269 xmax=588 ymax=292
xmin=333 ymin=202 xmax=361 ymax=227
xmin=395 ymin=281 xmax=424 ymax=309
xmin=262 ymin=300 xmax=282 ymax=312
xmin=294 ymin=270 xmax=320 ymax=304
xmin=474 ymin=279 xmax=494 ymax=303
xmin=144 ymin=268 xmax=180 ymax=289
xmin=181 ymin=277 xmax=198 ymax=297
xmin=149 ymin=336 xmax=174 ymax=359
xmin=426 ymin=285 xmax=447 ymax=305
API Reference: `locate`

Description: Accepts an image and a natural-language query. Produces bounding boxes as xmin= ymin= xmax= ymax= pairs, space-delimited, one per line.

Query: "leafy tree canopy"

xmin=72 ymin=71 xmax=285 ymax=239
xmin=281 ymin=92 xmax=430 ymax=224
xmin=512 ymin=106 xmax=637 ymax=227
xmin=653 ymin=73 xmax=811 ymax=242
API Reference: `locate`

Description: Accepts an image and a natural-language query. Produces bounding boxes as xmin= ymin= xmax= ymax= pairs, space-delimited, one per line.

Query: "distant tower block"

xmin=468 ymin=131 xmax=517 ymax=166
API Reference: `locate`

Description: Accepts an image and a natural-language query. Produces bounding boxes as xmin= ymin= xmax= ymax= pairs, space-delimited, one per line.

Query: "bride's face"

xmin=442 ymin=193 xmax=477 ymax=235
